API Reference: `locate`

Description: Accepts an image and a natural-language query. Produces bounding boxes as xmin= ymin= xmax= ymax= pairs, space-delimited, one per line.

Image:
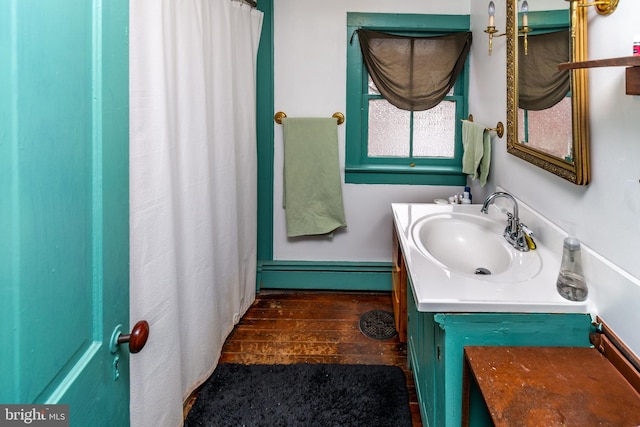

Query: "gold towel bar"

xmin=274 ymin=111 xmax=345 ymax=126
xmin=463 ymin=114 xmax=504 ymax=138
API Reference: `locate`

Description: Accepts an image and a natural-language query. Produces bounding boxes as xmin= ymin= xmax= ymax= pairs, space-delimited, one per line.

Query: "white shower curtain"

xmin=129 ymin=1 xmax=262 ymax=426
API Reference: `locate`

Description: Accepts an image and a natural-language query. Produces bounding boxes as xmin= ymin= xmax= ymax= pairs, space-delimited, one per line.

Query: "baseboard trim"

xmin=257 ymin=260 xmax=392 ymax=291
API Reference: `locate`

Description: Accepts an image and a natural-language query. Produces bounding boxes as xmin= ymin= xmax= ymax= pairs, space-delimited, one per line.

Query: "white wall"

xmin=473 ymin=0 xmax=640 ymax=355
xmin=272 ymin=0 xmax=640 ymax=353
xmin=273 ymin=0 xmax=470 ymax=262
xmin=483 ymin=2 xmax=640 ymax=279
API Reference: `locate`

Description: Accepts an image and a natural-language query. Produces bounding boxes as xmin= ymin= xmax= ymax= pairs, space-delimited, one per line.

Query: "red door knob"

xmin=117 ymin=320 xmax=149 ymax=353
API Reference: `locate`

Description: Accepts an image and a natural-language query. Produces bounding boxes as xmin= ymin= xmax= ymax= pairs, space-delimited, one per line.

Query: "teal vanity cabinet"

xmin=406 ymin=280 xmax=593 ymax=427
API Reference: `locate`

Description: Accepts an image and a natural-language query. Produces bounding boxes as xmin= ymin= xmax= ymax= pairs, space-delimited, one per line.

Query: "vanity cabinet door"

xmin=407 ymin=281 xmax=437 ymax=427
xmin=433 ymin=322 xmax=447 ymax=427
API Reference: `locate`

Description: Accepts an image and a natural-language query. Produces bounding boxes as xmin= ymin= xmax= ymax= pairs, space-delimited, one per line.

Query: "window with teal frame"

xmin=346 ymin=13 xmax=470 ymax=185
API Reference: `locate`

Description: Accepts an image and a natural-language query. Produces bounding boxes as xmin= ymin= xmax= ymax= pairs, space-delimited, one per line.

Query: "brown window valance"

xmin=518 ymin=30 xmax=570 ymax=111
xmin=356 ymin=30 xmax=472 ymax=111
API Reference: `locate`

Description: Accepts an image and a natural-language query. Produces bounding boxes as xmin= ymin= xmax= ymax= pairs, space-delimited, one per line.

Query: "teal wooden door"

xmin=0 ymin=1 xmax=135 ymax=426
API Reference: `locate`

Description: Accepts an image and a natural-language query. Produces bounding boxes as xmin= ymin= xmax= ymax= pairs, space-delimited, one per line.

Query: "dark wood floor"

xmin=210 ymin=290 xmax=423 ymax=426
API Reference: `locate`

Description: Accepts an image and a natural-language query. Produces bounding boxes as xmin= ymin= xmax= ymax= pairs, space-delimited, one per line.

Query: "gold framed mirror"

xmin=506 ymin=0 xmax=590 ymax=185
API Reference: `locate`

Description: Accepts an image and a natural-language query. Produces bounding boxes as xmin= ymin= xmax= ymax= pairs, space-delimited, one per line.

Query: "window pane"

xmin=518 ymin=97 xmax=572 ymax=160
xmin=413 ymin=100 xmax=456 ymax=158
xmin=368 ymin=75 xmax=380 ymax=95
xmin=368 ymin=99 xmax=410 ymax=157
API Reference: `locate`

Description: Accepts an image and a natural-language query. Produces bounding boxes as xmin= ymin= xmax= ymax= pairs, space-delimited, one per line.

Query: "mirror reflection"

xmin=506 ymin=0 xmax=590 ymax=185
xmin=518 ymin=26 xmax=571 ymax=160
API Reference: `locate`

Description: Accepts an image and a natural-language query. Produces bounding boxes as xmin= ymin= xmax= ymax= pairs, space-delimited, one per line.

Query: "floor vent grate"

xmin=359 ymin=310 xmax=397 ymax=340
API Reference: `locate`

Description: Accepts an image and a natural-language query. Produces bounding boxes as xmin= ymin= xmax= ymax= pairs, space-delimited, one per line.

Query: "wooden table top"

xmin=464 ymin=346 xmax=640 ymax=426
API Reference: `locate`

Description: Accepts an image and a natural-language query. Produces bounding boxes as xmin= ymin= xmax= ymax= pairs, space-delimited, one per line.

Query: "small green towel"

xmin=462 ymin=120 xmax=491 ymax=186
xmin=282 ymin=117 xmax=347 ymax=237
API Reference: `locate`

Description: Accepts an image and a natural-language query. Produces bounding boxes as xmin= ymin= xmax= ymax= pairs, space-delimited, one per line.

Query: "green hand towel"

xmin=283 ymin=117 xmax=347 ymax=237
xmin=462 ymin=120 xmax=491 ymax=186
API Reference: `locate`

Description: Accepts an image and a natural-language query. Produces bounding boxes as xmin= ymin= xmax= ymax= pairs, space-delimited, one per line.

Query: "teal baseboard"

xmin=257 ymin=260 xmax=392 ymax=292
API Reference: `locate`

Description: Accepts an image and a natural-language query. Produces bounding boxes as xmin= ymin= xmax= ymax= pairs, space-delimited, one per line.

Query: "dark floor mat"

xmin=184 ymin=363 xmax=412 ymax=427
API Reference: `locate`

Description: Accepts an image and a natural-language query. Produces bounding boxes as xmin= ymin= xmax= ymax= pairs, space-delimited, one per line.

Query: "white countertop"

xmin=392 ymin=202 xmax=593 ymax=314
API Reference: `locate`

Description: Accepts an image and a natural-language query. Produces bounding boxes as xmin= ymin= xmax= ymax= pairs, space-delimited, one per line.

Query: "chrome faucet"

xmin=480 ymin=192 xmax=531 ymax=252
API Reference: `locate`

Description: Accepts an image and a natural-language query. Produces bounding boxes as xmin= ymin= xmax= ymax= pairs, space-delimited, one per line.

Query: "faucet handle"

xmin=520 ymin=224 xmax=536 ymax=250
xmin=520 ymin=224 xmax=534 ymax=236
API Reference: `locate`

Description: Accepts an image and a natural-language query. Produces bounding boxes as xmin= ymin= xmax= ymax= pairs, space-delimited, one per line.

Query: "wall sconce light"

xmin=485 ymin=1 xmax=506 ymax=55
xmin=519 ymin=0 xmax=531 ymax=55
xmin=572 ymin=0 xmax=619 ymax=16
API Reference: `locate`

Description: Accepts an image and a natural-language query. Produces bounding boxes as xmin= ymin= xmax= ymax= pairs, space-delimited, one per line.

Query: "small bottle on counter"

xmin=634 ymin=35 xmax=640 ymax=56
xmin=464 ymin=186 xmax=472 ymax=203
xmin=556 ymin=237 xmax=588 ymax=302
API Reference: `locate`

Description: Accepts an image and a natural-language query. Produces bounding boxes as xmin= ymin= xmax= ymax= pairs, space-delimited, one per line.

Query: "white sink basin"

xmin=410 ymin=212 xmax=542 ymax=283
xmin=392 ymin=202 xmax=591 ymax=313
